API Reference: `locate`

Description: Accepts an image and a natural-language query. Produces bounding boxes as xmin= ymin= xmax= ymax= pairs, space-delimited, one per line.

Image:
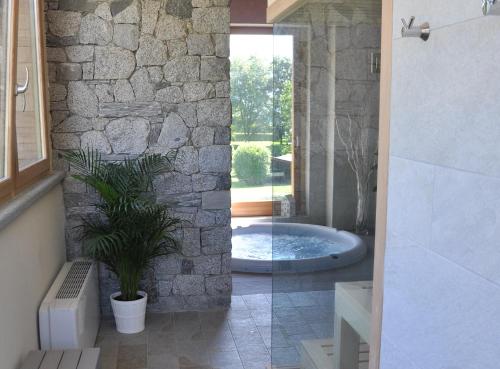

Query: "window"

xmin=230 ymin=33 xmax=294 ymax=217
xmin=0 ymin=0 xmax=50 ymax=201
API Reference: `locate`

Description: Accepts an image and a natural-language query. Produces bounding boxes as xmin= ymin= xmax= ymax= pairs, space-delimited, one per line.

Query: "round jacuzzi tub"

xmin=231 ymin=223 xmax=366 ymax=273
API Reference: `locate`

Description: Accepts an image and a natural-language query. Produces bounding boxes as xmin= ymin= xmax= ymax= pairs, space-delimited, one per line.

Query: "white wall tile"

xmin=431 ymin=167 xmax=500 ymax=285
xmin=386 ymin=156 xmax=435 ymax=249
xmin=390 ymin=17 xmax=500 ymax=179
xmin=380 ymin=335 xmax=422 ymax=369
xmin=382 ymin=246 xmax=500 ymax=369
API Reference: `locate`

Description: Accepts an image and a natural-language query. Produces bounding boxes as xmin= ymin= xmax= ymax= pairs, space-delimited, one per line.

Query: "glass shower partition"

xmin=271 ymin=1 xmax=382 ymax=368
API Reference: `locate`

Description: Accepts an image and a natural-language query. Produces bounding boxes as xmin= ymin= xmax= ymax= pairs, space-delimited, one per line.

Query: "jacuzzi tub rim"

xmin=231 ymin=222 xmax=367 ymax=273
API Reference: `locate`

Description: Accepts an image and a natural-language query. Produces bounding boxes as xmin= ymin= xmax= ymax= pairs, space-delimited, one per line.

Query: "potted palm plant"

xmin=65 ymin=149 xmax=180 ymax=334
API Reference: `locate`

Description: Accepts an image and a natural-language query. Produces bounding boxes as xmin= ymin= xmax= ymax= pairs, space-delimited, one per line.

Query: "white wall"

xmin=380 ymin=2 xmax=500 ymax=369
xmin=0 ymin=185 xmax=66 ymax=369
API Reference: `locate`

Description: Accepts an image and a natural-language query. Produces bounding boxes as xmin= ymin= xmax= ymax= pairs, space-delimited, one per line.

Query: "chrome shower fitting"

xmin=483 ymin=0 xmax=500 ymax=15
xmin=401 ymin=16 xmax=430 ymax=41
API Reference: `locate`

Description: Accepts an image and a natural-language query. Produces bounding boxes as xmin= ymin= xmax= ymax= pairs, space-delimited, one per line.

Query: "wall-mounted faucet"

xmin=483 ymin=0 xmax=500 ymax=15
xmin=401 ymin=17 xmax=430 ymax=41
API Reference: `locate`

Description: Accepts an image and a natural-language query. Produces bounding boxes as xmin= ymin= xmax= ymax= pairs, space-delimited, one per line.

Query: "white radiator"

xmin=39 ymin=260 xmax=100 ymax=350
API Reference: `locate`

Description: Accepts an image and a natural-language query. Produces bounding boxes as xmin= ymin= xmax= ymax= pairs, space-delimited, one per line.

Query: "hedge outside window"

xmin=0 ymin=0 xmax=51 ymax=202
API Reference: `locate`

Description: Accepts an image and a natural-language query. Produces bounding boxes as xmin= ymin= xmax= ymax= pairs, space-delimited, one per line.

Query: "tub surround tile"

xmin=386 ymin=157 xmax=435 ymax=249
xmin=382 ymin=246 xmax=500 ymax=369
xmin=380 ymin=336 xmax=422 ymax=369
xmin=390 ymin=18 xmax=500 ymax=179
xmin=431 ymin=168 xmax=500 ymax=285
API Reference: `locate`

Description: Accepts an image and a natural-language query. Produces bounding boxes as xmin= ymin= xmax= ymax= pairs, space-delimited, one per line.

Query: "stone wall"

xmin=276 ymin=2 xmax=380 ymax=232
xmin=45 ymin=0 xmax=232 ymax=313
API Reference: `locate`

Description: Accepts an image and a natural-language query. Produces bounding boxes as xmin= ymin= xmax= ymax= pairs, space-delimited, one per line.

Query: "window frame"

xmin=0 ymin=0 xmax=51 ymax=203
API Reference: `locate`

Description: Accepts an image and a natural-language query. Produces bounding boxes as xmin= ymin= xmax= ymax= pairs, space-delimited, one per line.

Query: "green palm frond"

xmin=65 ymin=149 xmax=181 ymax=301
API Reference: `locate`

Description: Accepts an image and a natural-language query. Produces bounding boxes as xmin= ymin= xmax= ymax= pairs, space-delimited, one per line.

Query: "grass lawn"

xmin=231 ymin=177 xmax=292 ymax=202
xmin=231 ymin=141 xmax=272 ymax=149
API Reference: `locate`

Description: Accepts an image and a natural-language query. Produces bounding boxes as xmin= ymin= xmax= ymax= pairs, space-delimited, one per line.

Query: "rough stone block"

xmin=53 ymin=115 xmax=92 ymax=133
xmin=214 ymin=34 xmax=229 ymax=57
xmin=167 ymin=39 xmax=188 ymax=57
xmin=163 ymin=56 xmax=200 ymax=82
xmin=105 ymin=117 xmax=150 ymax=154
xmin=80 ymin=130 xmax=112 ymax=153
xmin=114 ymin=79 xmax=135 ymax=102
xmin=183 ymin=82 xmax=214 ymax=102
xmin=187 ymin=34 xmax=214 ymax=56
xmin=157 ymin=113 xmax=189 ymax=149
xmin=51 ymin=111 xmax=70 ymax=127
xmin=177 ymin=103 xmax=197 ymax=128
xmin=154 ymin=254 xmax=182 ymax=277
xmin=99 ymin=101 xmax=162 ymax=117
xmin=192 ymin=7 xmax=230 ymax=34
xmin=47 ymin=47 xmax=67 ymax=62
xmin=221 ymin=252 xmax=231 ymax=273
xmin=202 ymin=191 xmax=230 ymax=210
xmin=52 ymin=133 xmax=80 ymax=150
xmin=192 ymin=0 xmax=211 ymax=7
xmin=192 ymin=174 xmax=218 ymax=192
xmin=155 ymin=86 xmax=184 ymax=103
xmin=95 ymin=84 xmax=114 ymax=103
xmin=197 ymin=98 xmax=231 ymax=127
xmin=201 ymin=226 xmax=231 ymax=254
xmin=182 ymin=228 xmax=201 ymax=256
xmin=201 ymin=57 xmax=229 ymax=81
xmin=172 ymin=275 xmax=205 ymax=296
xmin=165 ymin=0 xmax=192 ymax=19
xmin=155 ymin=14 xmax=187 ymax=41
xmin=214 ymin=127 xmax=231 ymax=145
xmin=205 ymin=275 xmax=231 ymax=295
xmin=59 ymin=0 xmax=98 ymax=11
xmin=136 ymin=35 xmax=168 ymax=66
xmin=141 ymin=0 xmax=160 ymax=34
xmin=215 ymin=81 xmax=230 ymax=97
xmin=181 ymin=259 xmax=194 ymax=274
xmin=155 ymin=172 xmax=192 ymax=195
xmin=67 ymin=81 xmax=98 ymax=117
xmin=158 ymin=276 xmax=175 ymax=296
xmin=175 ymin=146 xmax=199 ymax=175
xmin=79 ymin=14 xmax=113 ymax=45
xmin=194 ymin=255 xmax=221 ymax=275
xmin=113 ymin=24 xmax=139 ymax=50
xmin=195 ymin=210 xmax=216 ymax=227
xmin=192 ymin=126 xmax=214 ymax=147
xmin=157 ymin=192 xmax=201 ymax=208
xmin=47 ymin=11 xmax=81 ymax=37
xmin=65 ymin=45 xmax=94 ymax=62
xmin=131 ymin=68 xmax=155 ymax=102
xmin=49 ymin=83 xmax=67 ymax=102
xmin=94 ymin=46 xmax=136 ymax=79
xmin=82 ymin=63 xmax=94 ymax=79
xmin=113 ymin=0 xmax=140 ymax=24
xmin=95 ymin=3 xmax=112 ymax=20
xmin=199 ymin=145 xmax=231 ymax=173
xmin=216 ymin=174 xmax=231 ymax=190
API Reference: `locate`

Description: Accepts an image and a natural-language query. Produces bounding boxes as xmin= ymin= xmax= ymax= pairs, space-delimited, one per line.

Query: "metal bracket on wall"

xmin=401 ymin=16 xmax=430 ymax=41
xmin=483 ymin=0 xmax=500 ymax=15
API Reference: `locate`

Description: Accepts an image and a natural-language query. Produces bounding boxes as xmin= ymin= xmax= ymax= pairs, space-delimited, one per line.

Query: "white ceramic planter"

xmin=110 ymin=291 xmax=147 ymax=334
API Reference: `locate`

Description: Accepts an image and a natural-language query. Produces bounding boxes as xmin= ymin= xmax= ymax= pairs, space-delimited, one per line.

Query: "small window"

xmin=230 ymin=33 xmax=294 ymax=217
xmin=0 ymin=0 xmax=50 ymax=201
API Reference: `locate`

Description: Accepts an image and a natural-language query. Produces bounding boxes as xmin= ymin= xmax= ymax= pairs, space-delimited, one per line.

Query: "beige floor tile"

xmin=117 ymin=344 xmax=147 ymax=369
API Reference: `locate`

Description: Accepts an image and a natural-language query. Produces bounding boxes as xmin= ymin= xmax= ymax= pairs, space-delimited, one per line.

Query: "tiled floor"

xmin=97 ymin=291 xmax=336 ymax=369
